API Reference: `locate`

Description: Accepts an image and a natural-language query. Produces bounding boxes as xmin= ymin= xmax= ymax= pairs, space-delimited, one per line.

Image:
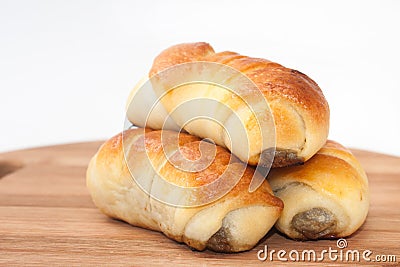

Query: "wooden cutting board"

xmin=0 ymin=142 xmax=399 ymax=266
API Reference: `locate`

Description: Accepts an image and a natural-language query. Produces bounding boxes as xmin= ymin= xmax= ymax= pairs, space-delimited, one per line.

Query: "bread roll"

xmin=126 ymin=42 xmax=330 ymax=168
xmin=268 ymin=140 xmax=369 ymax=240
xmin=87 ymin=128 xmax=283 ymax=252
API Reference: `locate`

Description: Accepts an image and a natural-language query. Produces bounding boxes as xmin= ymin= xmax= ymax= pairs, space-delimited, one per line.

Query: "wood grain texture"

xmin=0 ymin=142 xmax=399 ymax=266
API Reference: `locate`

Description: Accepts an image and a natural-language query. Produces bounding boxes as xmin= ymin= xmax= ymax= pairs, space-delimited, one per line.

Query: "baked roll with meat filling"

xmin=126 ymin=42 xmax=330 ymax=167
xmin=268 ymin=140 xmax=369 ymax=240
xmin=87 ymin=128 xmax=283 ymax=252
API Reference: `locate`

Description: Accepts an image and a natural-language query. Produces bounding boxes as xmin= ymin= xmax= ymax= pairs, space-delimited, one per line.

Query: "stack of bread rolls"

xmin=87 ymin=42 xmax=369 ymax=252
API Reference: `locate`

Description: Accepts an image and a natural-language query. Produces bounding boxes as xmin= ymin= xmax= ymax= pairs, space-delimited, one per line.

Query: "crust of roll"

xmin=128 ymin=42 xmax=329 ymax=167
xmin=87 ymin=128 xmax=283 ymax=252
xmin=268 ymin=140 xmax=369 ymax=240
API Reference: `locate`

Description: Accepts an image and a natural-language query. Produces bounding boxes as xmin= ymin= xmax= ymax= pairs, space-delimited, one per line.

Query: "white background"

xmin=1 ymin=0 xmax=399 ymax=156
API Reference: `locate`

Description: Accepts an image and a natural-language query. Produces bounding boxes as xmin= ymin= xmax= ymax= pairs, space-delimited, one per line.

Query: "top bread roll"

xmin=127 ymin=42 xmax=329 ymax=168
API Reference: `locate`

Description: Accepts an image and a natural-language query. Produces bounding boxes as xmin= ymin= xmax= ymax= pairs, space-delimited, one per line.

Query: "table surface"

xmin=0 ymin=141 xmax=399 ymax=266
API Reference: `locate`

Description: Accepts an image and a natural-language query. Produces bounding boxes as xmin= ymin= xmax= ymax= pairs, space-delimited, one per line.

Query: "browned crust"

xmin=149 ymin=42 xmax=215 ymax=78
xmin=96 ymin=128 xmax=153 ymax=168
xmin=99 ymin=128 xmax=284 ymax=209
xmin=269 ymin=151 xmax=366 ymax=196
xmin=149 ymin=42 xmax=329 ymax=126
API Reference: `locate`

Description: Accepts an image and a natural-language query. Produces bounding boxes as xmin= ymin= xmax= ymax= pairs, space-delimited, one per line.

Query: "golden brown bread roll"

xmin=268 ymin=140 xmax=369 ymax=240
xmin=86 ymin=128 xmax=283 ymax=252
xmin=126 ymin=42 xmax=330 ymax=168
